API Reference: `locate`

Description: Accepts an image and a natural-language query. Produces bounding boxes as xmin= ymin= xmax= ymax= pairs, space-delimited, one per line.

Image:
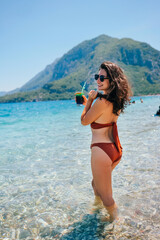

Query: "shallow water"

xmin=0 ymin=96 xmax=160 ymax=239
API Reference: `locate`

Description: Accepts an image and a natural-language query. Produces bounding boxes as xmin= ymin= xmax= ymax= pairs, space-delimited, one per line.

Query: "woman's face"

xmin=97 ymin=68 xmax=110 ymax=94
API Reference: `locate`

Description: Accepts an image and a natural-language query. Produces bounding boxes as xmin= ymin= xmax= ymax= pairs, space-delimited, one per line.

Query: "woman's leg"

xmin=91 ymin=147 xmax=118 ymax=221
xmin=91 ymin=179 xmax=103 ymax=212
xmin=111 ymin=158 xmax=121 ymax=171
xmin=91 ymin=179 xmax=99 ymax=196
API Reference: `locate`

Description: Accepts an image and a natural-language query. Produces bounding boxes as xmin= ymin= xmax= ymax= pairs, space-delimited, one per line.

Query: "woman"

xmin=81 ymin=61 xmax=131 ymax=222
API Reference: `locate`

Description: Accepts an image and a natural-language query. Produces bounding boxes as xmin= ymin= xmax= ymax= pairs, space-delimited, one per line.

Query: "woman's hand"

xmin=82 ymin=95 xmax=87 ymax=105
xmin=88 ymin=90 xmax=98 ymax=101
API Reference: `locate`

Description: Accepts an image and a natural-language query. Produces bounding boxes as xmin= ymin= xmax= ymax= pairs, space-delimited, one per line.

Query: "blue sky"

xmin=0 ymin=0 xmax=160 ymax=91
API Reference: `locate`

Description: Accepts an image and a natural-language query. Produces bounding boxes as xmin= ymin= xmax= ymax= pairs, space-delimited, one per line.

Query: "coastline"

xmin=0 ymin=93 xmax=160 ymax=104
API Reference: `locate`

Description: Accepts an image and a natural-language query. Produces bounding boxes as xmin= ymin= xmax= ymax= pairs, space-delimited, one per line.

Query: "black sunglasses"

xmin=94 ymin=74 xmax=109 ymax=82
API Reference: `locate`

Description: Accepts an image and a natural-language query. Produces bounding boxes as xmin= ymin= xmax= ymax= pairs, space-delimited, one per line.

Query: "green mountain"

xmin=19 ymin=58 xmax=60 ymax=92
xmin=0 ymin=92 xmax=7 ymax=97
xmin=0 ymin=34 xmax=160 ymax=103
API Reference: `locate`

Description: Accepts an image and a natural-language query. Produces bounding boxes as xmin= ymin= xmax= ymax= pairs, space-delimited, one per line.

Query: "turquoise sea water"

xmin=0 ymin=96 xmax=160 ymax=239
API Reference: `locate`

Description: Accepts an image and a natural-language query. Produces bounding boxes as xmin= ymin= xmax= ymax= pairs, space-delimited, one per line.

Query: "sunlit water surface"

xmin=0 ymin=96 xmax=160 ymax=239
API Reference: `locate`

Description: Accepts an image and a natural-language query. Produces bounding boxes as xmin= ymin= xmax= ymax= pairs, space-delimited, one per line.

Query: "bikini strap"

xmin=90 ymin=122 xmax=113 ymax=129
xmin=112 ymin=122 xmax=123 ymax=154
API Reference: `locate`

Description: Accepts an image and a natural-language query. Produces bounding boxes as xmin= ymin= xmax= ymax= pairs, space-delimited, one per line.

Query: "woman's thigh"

xmin=91 ymin=146 xmax=113 ymax=197
xmin=111 ymin=158 xmax=121 ymax=171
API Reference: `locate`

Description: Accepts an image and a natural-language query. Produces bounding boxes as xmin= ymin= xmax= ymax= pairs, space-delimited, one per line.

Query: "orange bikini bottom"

xmin=90 ymin=142 xmax=122 ymax=163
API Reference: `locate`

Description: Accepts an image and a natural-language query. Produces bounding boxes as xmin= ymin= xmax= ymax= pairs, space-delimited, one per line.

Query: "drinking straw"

xmin=81 ymin=81 xmax=86 ymax=94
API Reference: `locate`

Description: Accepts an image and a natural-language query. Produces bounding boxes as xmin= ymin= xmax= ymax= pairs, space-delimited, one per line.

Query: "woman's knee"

xmin=91 ymin=182 xmax=113 ymax=205
xmin=91 ymin=179 xmax=97 ymax=190
xmin=91 ymin=179 xmax=94 ymax=187
xmin=91 ymin=179 xmax=99 ymax=196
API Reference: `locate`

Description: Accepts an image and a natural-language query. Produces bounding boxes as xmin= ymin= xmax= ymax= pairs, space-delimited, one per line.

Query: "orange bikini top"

xmin=90 ymin=121 xmax=123 ymax=154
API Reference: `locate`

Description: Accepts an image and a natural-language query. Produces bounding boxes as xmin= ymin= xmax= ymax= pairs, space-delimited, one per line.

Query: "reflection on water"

xmin=0 ymin=96 xmax=160 ymax=239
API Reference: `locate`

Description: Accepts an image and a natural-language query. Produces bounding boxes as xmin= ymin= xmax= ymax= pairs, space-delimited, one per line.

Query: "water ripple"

xmin=0 ymin=96 xmax=160 ymax=239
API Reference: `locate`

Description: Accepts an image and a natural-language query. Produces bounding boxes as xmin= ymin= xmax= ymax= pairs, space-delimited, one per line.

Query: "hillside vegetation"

xmin=0 ymin=35 xmax=160 ymax=103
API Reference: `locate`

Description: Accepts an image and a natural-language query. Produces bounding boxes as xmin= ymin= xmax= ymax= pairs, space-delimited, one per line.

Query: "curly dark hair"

xmin=98 ymin=61 xmax=132 ymax=115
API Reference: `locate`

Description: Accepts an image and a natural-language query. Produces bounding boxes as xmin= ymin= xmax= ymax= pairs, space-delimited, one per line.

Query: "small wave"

xmin=0 ymin=114 xmax=11 ymax=117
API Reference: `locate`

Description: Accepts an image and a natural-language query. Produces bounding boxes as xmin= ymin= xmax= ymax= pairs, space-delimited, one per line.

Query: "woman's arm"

xmin=81 ymin=90 xmax=107 ymax=126
xmin=81 ymin=98 xmax=93 ymax=124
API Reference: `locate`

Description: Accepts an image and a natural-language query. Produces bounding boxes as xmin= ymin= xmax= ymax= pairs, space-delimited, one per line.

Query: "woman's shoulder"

xmin=93 ymin=98 xmax=113 ymax=114
xmin=96 ymin=97 xmax=112 ymax=108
